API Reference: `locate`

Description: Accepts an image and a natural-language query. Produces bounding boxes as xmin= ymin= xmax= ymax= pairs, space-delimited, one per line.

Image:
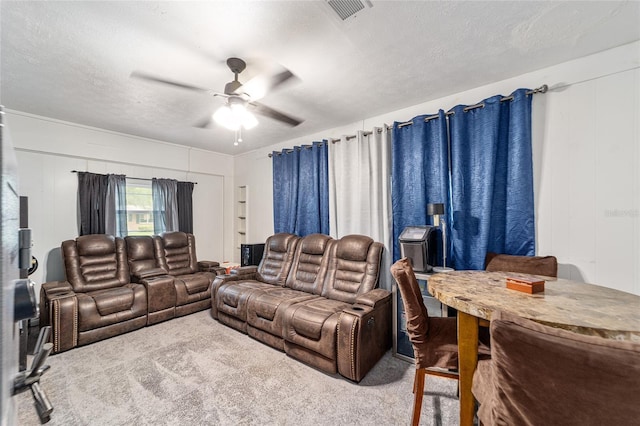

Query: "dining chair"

xmin=484 ymin=252 xmax=558 ymax=277
xmin=472 ymin=310 xmax=640 ymax=425
xmin=391 ymin=257 xmax=489 ymax=426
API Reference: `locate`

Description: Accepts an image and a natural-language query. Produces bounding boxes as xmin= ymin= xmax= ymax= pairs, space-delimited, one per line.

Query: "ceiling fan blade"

xmin=237 ymin=69 xmax=296 ymax=100
xmin=131 ymin=71 xmax=217 ymax=95
xmin=193 ymin=115 xmax=213 ymax=129
xmin=250 ymin=102 xmax=303 ymax=127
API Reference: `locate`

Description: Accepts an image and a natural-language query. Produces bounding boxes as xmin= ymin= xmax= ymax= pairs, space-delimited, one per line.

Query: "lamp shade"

xmin=213 ymin=100 xmax=258 ymax=131
xmin=427 ymin=203 xmax=445 ymax=216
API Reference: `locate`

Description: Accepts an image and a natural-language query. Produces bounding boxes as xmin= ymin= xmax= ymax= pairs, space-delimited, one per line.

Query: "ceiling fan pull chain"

xmin=234 ymin=128 xmax=243 ymax=146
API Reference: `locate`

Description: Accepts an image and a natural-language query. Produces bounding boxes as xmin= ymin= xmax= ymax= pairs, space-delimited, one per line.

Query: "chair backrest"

xmin=483 ymin=311 xmax=640 ymax=425
xmin=390 ymin=258 xmax=429 ymax=345
xmin=255 ymin=233 xmax=300 ymax=286
xmin=153 ymin=231 xmax=198 ymax=276
xmin=485 ymin=252 xmax=558 ymax=277
xmin=285 ymin=233 xmax=334 ymax=294
xmin=62 ymin=234 xmax=130 ymax=293
xmin=321 ymin=234 xmax=382 ymax=303
xmin=124 ymin=236 xmax=159 ymax=276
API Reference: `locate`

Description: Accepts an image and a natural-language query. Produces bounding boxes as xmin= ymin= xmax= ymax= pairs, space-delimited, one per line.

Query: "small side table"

xmin=219 ymin=262 xmax=241 ymax=274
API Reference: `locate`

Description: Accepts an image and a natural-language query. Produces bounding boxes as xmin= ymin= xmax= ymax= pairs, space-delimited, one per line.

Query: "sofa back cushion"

xmin=285 ymin=233 xmax=334 ymax=294
xmin=125 ymin=236 xmax=158 ymax=276
xmin=153 ymin=231 xmax=198 ymax=276
xmin=62 ymin=234 xmax=130 ymax=293
xmin=321 ymin=234 xmax=382 ymax=303
xmin=256 ymin=233 xmax=300 ymax=286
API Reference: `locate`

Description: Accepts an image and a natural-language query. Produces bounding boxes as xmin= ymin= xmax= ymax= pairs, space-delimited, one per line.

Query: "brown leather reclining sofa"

xmin=40 ymin=232 xmax=223 ymax=353
xmin=211 ymin=232 xmax=392 ymax=382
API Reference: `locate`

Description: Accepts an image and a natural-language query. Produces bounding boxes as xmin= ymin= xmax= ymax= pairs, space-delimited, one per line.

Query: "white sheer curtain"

xmin=328 ymin=127 xmax=393 ymax=291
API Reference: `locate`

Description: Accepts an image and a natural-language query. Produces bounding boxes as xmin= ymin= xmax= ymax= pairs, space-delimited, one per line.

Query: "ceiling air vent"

xmin=326 ymin=0 xmax=372 ymax=21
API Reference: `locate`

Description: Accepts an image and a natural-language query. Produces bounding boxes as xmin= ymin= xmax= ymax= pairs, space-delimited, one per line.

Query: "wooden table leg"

xmin=458 ymin=311 xmax=479 ymax=426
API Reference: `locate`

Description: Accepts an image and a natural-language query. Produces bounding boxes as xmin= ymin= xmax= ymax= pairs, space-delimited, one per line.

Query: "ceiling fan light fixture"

xmin=213 ymin=100 xmax=258 ymax=131
xmin=238 ymin=106 xmax=258 ymax=129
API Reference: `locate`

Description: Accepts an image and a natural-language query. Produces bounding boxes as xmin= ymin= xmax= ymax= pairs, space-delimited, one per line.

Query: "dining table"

xmin=427 ymin=270 xmax=640 ymax=426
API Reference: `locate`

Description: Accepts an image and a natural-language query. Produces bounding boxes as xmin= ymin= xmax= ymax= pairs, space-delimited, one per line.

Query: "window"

xmin=125 ymin=179 xmax=154 ymax=236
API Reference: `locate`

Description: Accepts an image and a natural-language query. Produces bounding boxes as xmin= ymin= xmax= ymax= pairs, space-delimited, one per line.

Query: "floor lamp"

xmin=427 ymin=203 xmax=453 ymax=272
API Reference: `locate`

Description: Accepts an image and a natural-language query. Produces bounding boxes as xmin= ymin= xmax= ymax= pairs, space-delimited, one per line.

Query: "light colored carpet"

xmin=17 ymin=310 xmax=459 ymax=425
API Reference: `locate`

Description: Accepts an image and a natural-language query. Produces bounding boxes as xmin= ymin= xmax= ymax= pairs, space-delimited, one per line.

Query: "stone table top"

xmin=428 ymin=271 xmax=640 ymax=341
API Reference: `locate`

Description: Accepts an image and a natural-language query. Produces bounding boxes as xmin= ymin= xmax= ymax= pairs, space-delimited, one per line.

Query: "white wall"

xmin=5 ymin=111 xmax=236 ymax=296
xmin=234 ymin=41 xmax=640 ymax=295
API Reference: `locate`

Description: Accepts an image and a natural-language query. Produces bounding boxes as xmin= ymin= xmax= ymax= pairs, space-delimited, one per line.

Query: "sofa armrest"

xmin=198 ymin=260 xmax=221 ymax=272
xmin=39 ymin=281 xmax=73 ymax=327
xmin=131 ymin=268 xmax=167 ymax=282
xmin=354 ymin=289 xmax=392 ymax=308
xmin=39 ymin=281 xmax=78 ymax=353
xmin=210 ymin=274 xmax=239 ymax=319
xmin=337 ymin=295 xmax=392 ymax=382
xmin=232 ymin=265 xmax=258 ymax=280
xmin=212 ymin=267 xmax=227 ymax=276
xmin=41 ymin=280 xmax=73 ymax=296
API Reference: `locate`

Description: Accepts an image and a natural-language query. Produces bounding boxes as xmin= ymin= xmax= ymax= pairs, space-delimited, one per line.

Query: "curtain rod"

xmin=267 ymin=142 xmax=327 ymax=158
xmin=396 ymin=84 xmax=548 ymax=128
xmin=329 ymin=126 xmax=390 ymax=144
xmin=267 ymin=84 xmax=548 ymax=158
xmin=70 ymin=170 xmax=197 ymax=184
xmin=267 ymin=127 xmax=389 ymax=157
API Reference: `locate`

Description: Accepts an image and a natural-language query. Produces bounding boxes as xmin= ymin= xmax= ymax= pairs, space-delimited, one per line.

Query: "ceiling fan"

xmin=131 ymin=57 xmax=303 ymax=131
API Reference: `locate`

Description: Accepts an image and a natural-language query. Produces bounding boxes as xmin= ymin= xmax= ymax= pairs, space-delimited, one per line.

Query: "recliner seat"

xmin=282 ymin=235 xmax=387 ymax=378
xmin=212 ymin=233 xmax=300 ymax=332
xmin=125 ymin=235 xmax=176 ymax=325
xmin=246 ymin=233 xmax=333 ymax=350
xmin=41 ymin=231 xmax=222 ymax=352
xmin=153 ymin=232 xmax=217 ymax=317
xmin=211 ymin=233 xmax=392 ymax=382
xmin=40 ymin=234 xmax=147 ymax=352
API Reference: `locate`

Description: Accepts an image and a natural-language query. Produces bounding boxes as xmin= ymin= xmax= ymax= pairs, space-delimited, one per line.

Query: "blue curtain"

xmin=449 ymin=88 xmax=535 ymax=270
xmin=391 ymin=111 xmax=450 ymax=262
xmin=272 ymin=141 xmax=329 ymax=236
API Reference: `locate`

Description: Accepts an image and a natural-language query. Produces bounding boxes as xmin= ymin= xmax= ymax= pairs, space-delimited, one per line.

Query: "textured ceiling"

xmin=1 ymin=1 xmax=639 ymax=155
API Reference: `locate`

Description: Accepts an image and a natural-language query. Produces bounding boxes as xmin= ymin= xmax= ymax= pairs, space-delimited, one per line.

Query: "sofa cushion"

xmin=163 ymin=231 xmax=189 ymax=248
xmin=251 ymin=288 xmax=313 ymax=321
xmin=125 ymin=236 xmax=160 ymax=278
xmin=321 ymin=235 xmax=383 ymax=304
xmin=286 ymin=234 xmax=333 ymax=294
xmin=76 ymin=283 xmax=147 ymax=331
xmin=285 ymin=298 xmax=350 ymax=342
xmin=255 ymin=233 xmax=300 ymax=285
xmin=154 ymin=232 xmax=199 ymax=276
xmin=63 ymin=234 xmax=130 ymax=293
xmin=177 ymin=273 xmax=211 ymax=295
xmin=247 ymin=287 xmax=319 ymax=342
xmin=91 ymin=286 xmax=135 ymax=316
xmin=217 ymin=281 xmax=275 ymax=322
xmin=335 ymin=234 xmax=372 ymax=261
xmin=77 ymin=234 xmax=116 ymax=256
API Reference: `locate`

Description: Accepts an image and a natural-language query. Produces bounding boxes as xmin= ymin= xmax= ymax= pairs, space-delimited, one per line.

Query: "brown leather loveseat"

xmin=211 ymin=233 xmax=392 ymax=382
xmin=40 ymin=232 xmax=221 ymax=353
